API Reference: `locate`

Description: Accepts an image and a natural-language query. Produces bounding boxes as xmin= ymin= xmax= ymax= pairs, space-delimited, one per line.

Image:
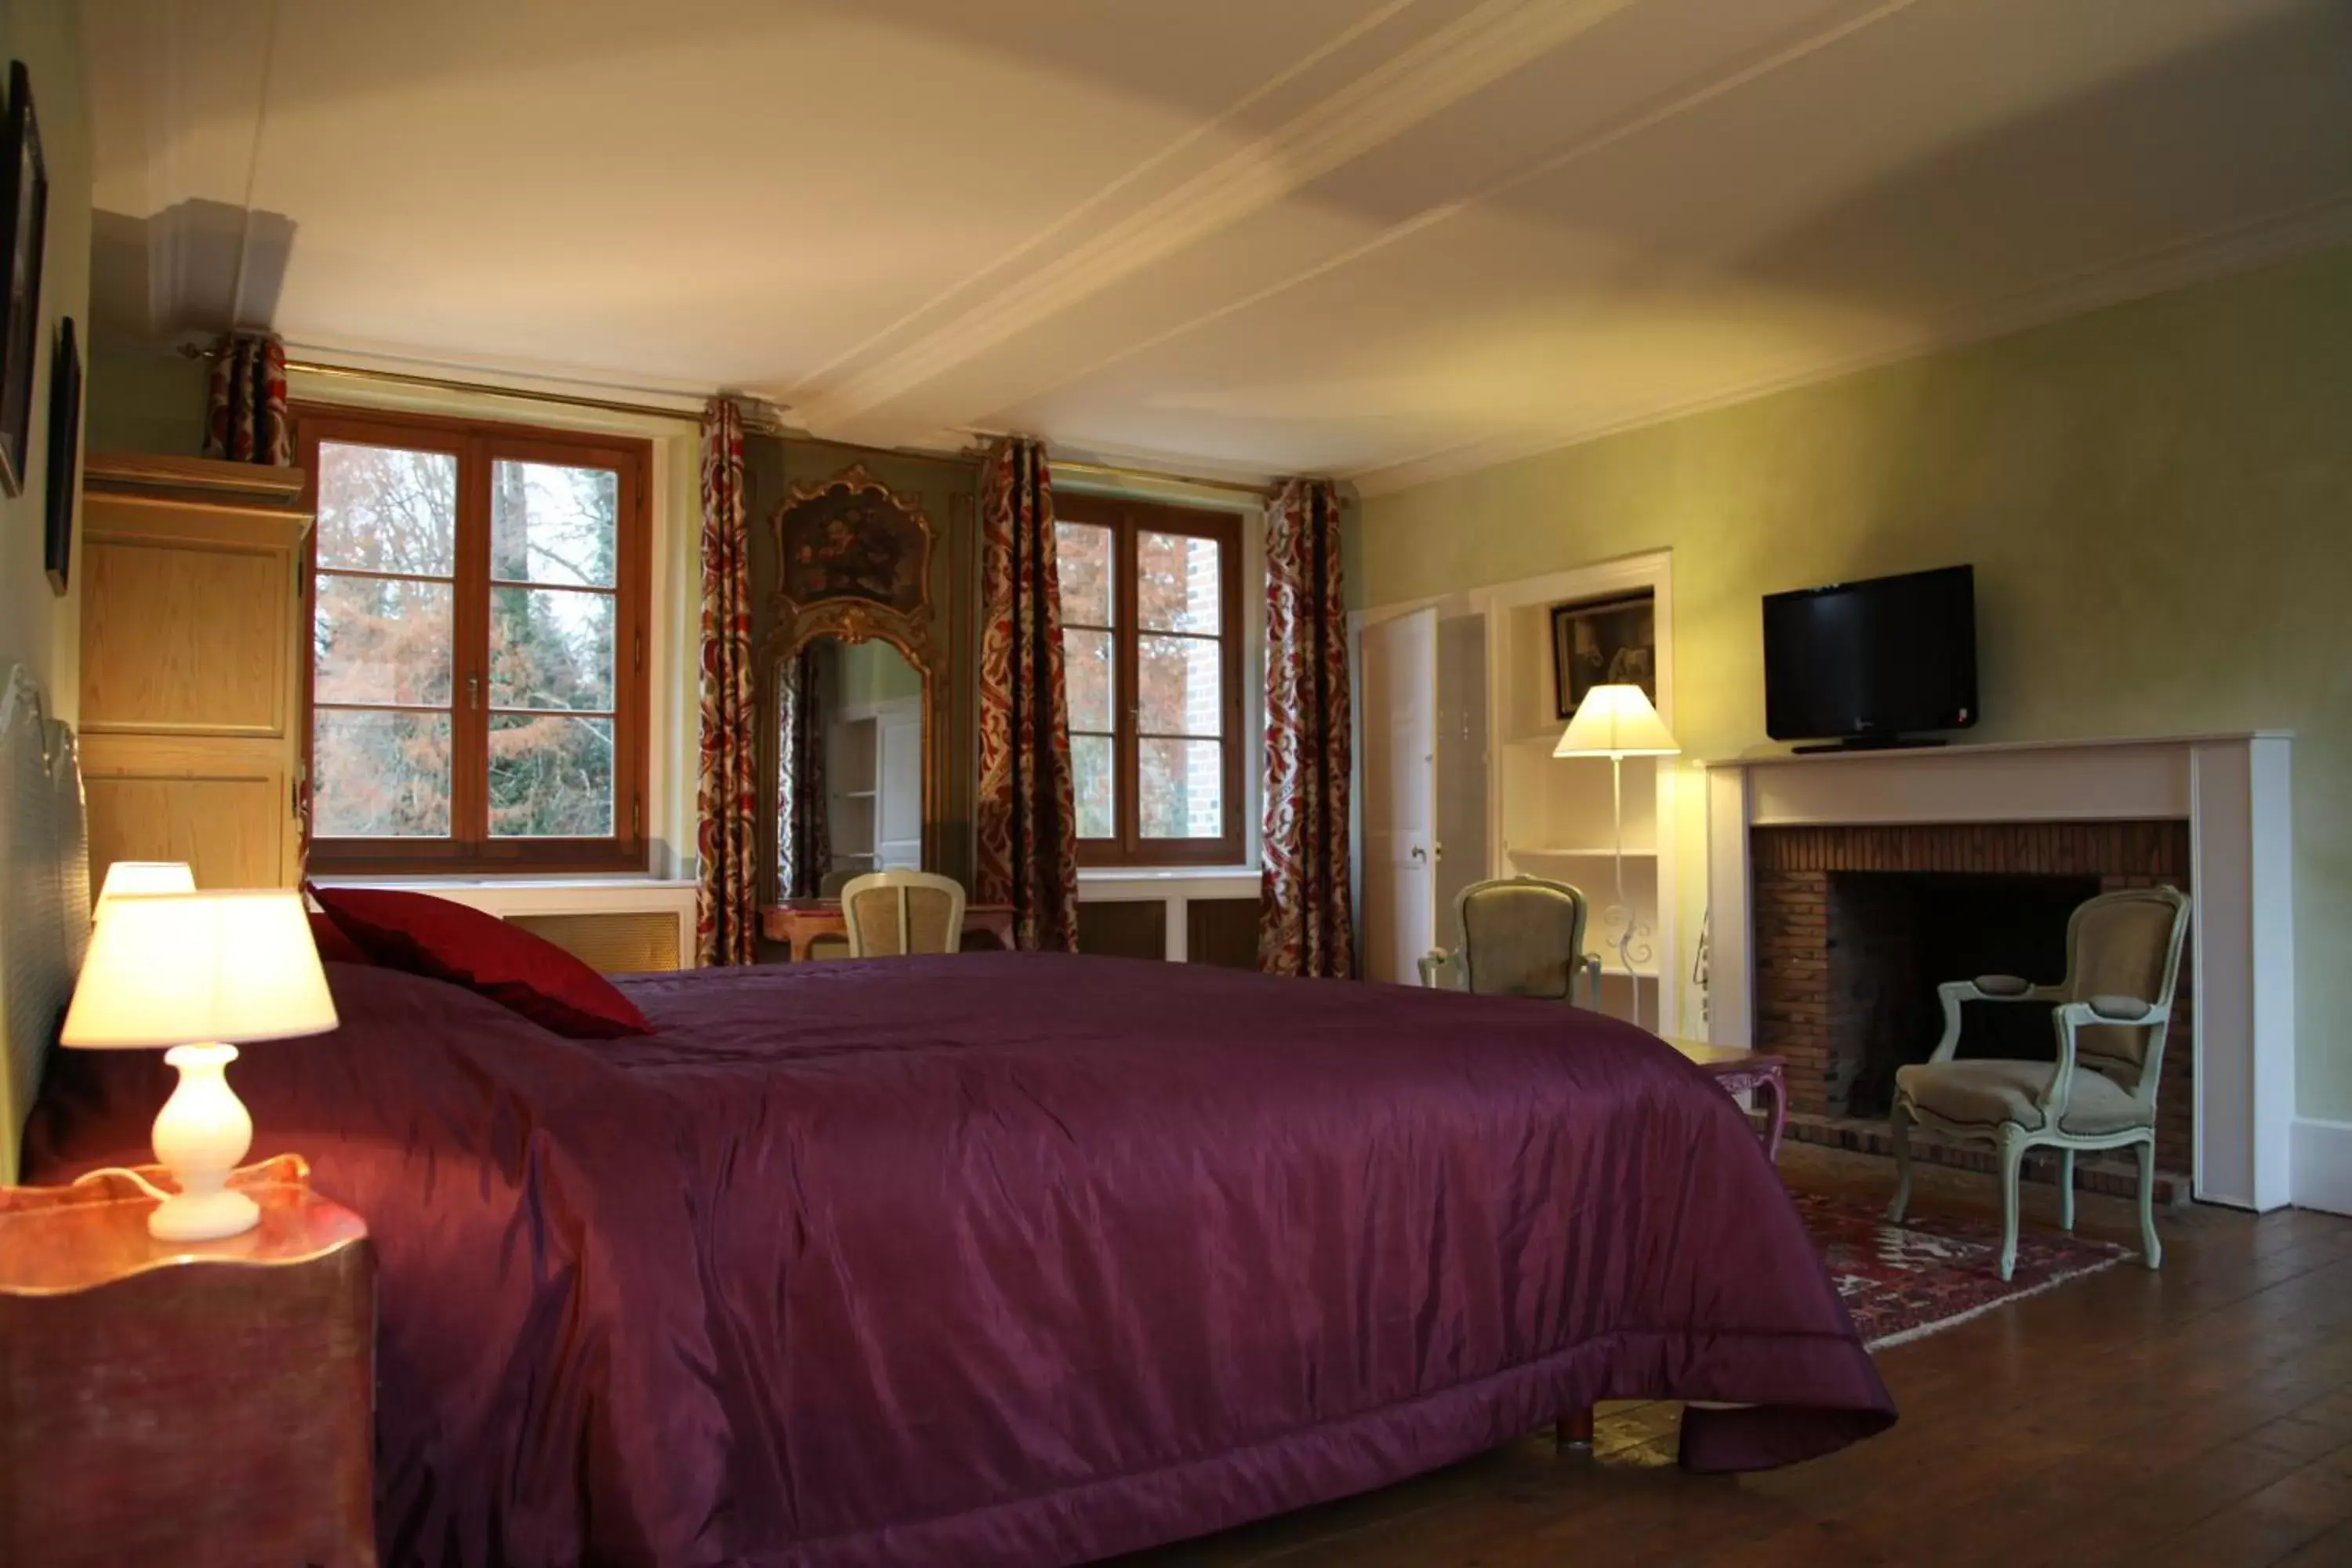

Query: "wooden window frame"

xmin=1056 ymin=492 xmax=1245 ymax=868
xmin=293 ymin=404 xmax=652 ymax=876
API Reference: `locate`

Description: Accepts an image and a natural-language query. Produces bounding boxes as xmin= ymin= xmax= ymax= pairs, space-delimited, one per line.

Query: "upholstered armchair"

xmin=1417 ymin=876 xmax=1602 ymax=1006
xmin=1887 ymin=886 xmax=2190 ymax=1280
xmin=841 ymin=870 xmax=967 ymax=957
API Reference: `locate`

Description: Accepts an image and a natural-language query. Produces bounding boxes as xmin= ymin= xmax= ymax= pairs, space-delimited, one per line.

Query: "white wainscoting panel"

xmin=2291 ymin=1120 xmax=2352 ymax=1218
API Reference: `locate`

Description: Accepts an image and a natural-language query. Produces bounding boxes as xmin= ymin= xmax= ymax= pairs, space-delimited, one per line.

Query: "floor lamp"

xmin=1554 ymin=684 xmax=1679 ymax=1032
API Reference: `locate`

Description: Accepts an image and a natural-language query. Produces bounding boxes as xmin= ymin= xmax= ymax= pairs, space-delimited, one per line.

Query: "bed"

xmin=2 ymin=666 xmax=1893 ymax=1568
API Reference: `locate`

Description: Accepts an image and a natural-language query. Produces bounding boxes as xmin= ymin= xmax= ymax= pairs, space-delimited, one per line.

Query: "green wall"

xmin=0 ymin=5 xmax=89 ymax=724
xmin=837 ymin=637 xmax=923 ymax=707
xmin=1356 ymin=243 xmax=2352 ymax=1124
xmin=85 ymin=330 xmax=209 ymax=456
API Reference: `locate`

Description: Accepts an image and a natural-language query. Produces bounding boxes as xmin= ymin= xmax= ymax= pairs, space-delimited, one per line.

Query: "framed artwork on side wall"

xmin=0 ymin=59 xmax=45 ymax=497
xmin=44 ymin=316 xmax=78 ymax=593
xmin=1552 ymin=590 xmax=1657 ymax=720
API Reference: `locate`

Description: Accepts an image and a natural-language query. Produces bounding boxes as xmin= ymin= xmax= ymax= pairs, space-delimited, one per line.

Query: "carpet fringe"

xmin=1864 ymin=1252 xmax=2130 ymax=1352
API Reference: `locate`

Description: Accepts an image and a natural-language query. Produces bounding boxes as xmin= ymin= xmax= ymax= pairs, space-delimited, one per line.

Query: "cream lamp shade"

xmin=60 ymin=890 xmax=338 ymax=1242
xmin=1554 ymin=684 xmax=1679 ymax=758
xmin=93 ymin=859 xmax=195 ymax=916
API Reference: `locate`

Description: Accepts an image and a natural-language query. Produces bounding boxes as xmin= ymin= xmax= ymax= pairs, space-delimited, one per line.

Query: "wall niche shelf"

xmin=1358 ymin=546 xmax=1679 ymax=1032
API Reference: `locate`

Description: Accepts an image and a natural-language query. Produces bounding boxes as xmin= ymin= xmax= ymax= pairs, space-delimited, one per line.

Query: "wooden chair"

xmin=1417 ymin=876 xmax=1602 ymax=1006
xmin=840 ymin=869 xmax=967 ymax=958
xmin=1887 ymin=886 xmax=2190 ymax=1280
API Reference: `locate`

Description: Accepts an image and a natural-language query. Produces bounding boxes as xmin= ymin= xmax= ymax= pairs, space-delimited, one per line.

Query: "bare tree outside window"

xmin=1053 ymin=494 xmax=1242 ymax=867
xmin=298 ymin=409 xmax=649 ymax=873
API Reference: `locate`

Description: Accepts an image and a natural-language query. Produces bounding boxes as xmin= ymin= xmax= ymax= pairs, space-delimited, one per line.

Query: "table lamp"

xmin=59 ymin=890 xmax=339 ymax=1241
xmin=92 ymin=859 xmax=196 ymax=916
xmin=1554 ymin=684 xmax=1679 ymax=1030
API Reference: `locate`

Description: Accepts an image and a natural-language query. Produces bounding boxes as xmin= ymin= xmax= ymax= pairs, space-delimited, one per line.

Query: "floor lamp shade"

xmin=1555 ymin=684 xmax=1679 ymax=758
xmin=60 ymin=890 xmax=338 ymax=1241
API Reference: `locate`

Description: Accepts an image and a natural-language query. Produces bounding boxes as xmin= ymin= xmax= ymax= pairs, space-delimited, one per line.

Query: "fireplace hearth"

xmin=1830 ymin=871 xmax=2098 ymax=1120
xmin=1752 ymin=821 xmax=2193 ymax=1176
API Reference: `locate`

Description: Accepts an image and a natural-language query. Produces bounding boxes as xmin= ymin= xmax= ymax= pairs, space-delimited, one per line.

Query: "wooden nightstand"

xmin=0 ymin=1154 xmax=376 ymax=1568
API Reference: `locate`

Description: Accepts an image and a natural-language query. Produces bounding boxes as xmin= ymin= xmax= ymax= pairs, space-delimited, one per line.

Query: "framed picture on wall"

xmin=43 ymin=316 xmax=78 ymax=593
xmin=1552 ymin=590 xmax=1656 ymax=720
xmin=0 ymin=59 xmax=46 ymax=497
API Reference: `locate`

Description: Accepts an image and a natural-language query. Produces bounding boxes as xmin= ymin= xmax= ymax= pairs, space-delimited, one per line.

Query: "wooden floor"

xmin=1118 ymin=1146 xmax=2352 ymax=1568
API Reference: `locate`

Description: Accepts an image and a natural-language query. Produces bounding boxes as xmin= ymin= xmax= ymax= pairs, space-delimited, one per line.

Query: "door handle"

xmin=1410 ymin=844 xmax=1428 ymax=862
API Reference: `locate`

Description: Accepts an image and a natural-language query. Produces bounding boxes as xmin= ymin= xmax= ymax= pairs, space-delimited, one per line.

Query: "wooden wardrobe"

xmin=78 ymin=453 xmax=313 ymax=891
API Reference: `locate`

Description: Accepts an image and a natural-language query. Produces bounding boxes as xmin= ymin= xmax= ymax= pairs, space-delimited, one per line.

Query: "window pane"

xmin=1056 ymin=521 xmax=1115 ymax=626
xmin=316 ymin=441 xmax=457 ymax=575
xmin=314 ymin=574 xmax=453 ymax=706
xmin=1138 ymin=633 xmax=1222 ymax=737
xmin=492 ymin=459 xmax=619 ymax=586
xmin=314 ymin=710 xmax=452 ymax=837
xmin=489 ymin=714 xmax=615 ymax=837
xmin=1140 ymin=739 xmax=1223 ymax=840
xmin=489 ymin=586 xmax=615 ymax=711
xmin=1065 ymin=627 xmax=1116 ymax=732
xmin=1138 ymin=531 xmax=1221 ymax=634
xmin=1072 ymin=733 xmax=1115 ymax=840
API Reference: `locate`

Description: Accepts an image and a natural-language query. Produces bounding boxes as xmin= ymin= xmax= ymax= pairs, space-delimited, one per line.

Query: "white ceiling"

xmin=82 ymin=0 xmax=2352 ymax=492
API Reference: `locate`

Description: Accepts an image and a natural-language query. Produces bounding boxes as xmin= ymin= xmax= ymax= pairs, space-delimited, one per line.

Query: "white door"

xmin=1432 ymin=613 xmax=1489 ymax=963
xmin=1361 ymin=607 xmax=1438 ymax=984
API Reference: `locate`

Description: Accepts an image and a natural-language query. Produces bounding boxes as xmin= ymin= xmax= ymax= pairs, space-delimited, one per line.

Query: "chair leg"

xmin=2136 ymin=1138 xmax=2163 ymax=1271
xmin=1998 ymin=1134 xmax=2026 ymax=1282
xmin=1887 ymin=1102 xmax=1915 ymax=1223
xmin=2058 ymin=1149 xmax=2076 ymax=1232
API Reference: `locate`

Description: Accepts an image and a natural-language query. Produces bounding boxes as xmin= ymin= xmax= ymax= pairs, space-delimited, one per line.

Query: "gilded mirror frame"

xmin=763 ymin=466 xmax=945 ymax=886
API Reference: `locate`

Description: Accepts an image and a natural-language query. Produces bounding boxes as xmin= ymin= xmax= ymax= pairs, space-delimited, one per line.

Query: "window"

xmin=1054 ymin=494 xmax=1243 ymax=866
xmin=294 ymin=407 xmax=651 ymax=873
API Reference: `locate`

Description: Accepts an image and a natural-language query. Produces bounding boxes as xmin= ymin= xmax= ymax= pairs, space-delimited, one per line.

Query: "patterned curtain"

xmin=775 ymin=652 xmax=831 ymax=899
xmin=976 ymin=437 xmax=1080 ymax=951
xmin=201 ymin=333 xmax=290 ymax=466
xmin=1259 ymin=478 xmax=1356 ymax=978
xmin=695 ymin=397 xmax=760 ymax=965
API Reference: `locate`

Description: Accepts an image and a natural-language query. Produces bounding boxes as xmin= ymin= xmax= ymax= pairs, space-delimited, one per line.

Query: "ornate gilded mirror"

xmin=764 ymin=465 xmax=944 ymax=898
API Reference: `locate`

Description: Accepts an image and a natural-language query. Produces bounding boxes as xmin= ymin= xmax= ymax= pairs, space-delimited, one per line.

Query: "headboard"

xmin=0 ymin=664 xmax=89 ymax=1185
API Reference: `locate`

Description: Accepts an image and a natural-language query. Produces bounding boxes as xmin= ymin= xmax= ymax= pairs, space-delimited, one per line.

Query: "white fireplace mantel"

xmin=1706 ymin=733 xmax=2296 ymax=1211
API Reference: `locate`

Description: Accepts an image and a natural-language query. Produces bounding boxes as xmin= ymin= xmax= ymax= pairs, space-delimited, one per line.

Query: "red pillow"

xmin=307 ymin=885 xmax=652 ymax=1039
xmin=308 ymin=909 xmax=373 ymax=966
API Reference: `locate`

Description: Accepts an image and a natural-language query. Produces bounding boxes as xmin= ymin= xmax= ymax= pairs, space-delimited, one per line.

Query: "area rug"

xmin=1788 ymin=1188 xmax=2132 ymax=1350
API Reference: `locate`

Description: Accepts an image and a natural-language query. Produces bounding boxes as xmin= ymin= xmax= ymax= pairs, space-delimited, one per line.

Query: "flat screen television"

xmin=1762 ymin=564 xmax=1976 ymax=751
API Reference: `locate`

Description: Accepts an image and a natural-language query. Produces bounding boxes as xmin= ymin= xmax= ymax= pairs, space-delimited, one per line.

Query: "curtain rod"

xmin=281 ymin=358 xmax=728 ymax=426
xmin=1050 ymin=458 xmax=1277 ymax=501
xmin=187 ymin=347 xmax=1282 ymax=495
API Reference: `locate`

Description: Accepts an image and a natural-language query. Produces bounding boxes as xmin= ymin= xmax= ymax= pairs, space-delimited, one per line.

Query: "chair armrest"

xmin=1417 ymin=949 xmax=1454 ymax=989
xmin=2042 ymin=998 xmax=2168 ymax=1118
xmin=2083 ymin=994 xmax=2164 ymax=1024
xmin=1955 ymin=975 xmax=2063 ymax=1002
xmin=1578 ymin=953 xmax=1603 ymax=1010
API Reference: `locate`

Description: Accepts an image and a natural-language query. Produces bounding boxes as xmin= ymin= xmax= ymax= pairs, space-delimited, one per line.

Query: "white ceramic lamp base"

xmin=147 ymin=1043 xmax=260 ymax=1242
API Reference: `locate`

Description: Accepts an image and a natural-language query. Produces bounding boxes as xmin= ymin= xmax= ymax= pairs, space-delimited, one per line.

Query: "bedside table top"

xmin=1661 ymin=1036 xmax=1780 ymax=1072
xmin=0 ymin=1152 xmax=368 ymax=1296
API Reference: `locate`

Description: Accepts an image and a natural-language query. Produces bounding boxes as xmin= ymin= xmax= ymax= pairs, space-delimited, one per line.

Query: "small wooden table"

xmin=1664 ymin=1037 xmax=1788 ymax=1163
xmin=0 ymin=1153 xmax=376 ymax=1566
xmin=760 ymin=898 xmax=1019 ymax=960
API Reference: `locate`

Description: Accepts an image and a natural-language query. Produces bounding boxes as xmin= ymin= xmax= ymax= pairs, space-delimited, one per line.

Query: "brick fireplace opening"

xmin=1754 ymin=822 xmax=2194 ymax=1184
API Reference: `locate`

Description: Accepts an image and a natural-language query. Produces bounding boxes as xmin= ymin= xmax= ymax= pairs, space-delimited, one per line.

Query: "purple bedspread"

xmin=26 ymin=953 xmax=1892 ymax=1566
